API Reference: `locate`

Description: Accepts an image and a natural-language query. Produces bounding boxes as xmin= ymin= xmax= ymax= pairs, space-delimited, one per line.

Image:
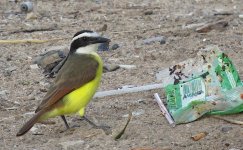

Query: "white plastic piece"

xmin=94 ymin=83 xmax=164 ymax=98
xmin=154 ymin=93 xmax=175 ymax=126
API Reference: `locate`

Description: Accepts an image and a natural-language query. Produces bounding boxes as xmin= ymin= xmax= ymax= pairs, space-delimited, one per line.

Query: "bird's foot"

xmin=81 ymin=116 xmax=112 ymax=135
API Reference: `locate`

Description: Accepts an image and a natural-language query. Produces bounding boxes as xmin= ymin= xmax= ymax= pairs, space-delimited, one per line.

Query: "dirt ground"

xmin=0 ymin=0 xmax=243 ymax=149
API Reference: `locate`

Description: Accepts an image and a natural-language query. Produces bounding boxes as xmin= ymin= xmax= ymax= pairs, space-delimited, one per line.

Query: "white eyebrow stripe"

xmin=72 ymin=32 xmax=100 ymax=42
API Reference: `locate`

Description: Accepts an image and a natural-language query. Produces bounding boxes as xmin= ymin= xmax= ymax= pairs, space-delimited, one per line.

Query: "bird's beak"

xmin=95 ymin=37 xmax=110 ymax=44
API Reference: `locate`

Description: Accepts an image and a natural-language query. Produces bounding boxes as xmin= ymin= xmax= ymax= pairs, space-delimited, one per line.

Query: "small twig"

xmin=5 ymin=107 xmax=18 ymax=110
xmin=32 ymin=133 xmax=44 ymax=135
xmin=0 ymin=37 xmax=69 ymax=44
xmin=212 ymin=115 xmax=243 ymax=125
xmin=111 ymin=27 xmax=162 ymax=34
xmin=10 ymin=27 xmax=59 ymax=34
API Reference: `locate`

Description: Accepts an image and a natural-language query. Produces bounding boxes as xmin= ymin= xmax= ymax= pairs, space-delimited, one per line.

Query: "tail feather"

xmin=16 ymin=110 xmax=45 ymax=136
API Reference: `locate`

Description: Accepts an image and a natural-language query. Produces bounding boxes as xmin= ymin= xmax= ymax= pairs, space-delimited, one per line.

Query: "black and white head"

xmin=70 ymin=30 xmax=110 ymax=54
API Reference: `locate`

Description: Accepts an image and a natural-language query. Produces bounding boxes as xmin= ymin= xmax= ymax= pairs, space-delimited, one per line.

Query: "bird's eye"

xmin=82 ymin=37 xmax=87 ymax=41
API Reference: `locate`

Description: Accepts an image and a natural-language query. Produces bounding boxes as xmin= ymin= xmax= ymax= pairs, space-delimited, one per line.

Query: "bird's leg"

xmin=60 ymin=115 xmax=70 ymax=129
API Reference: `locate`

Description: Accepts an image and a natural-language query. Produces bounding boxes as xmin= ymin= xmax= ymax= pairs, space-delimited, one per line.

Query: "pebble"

xmin=33 ymin=50 xmax=66 ymax=67
xmin=144 ymin=10 xmax=153 ymax=15
xmin=5 ymin=66 xmax=17 ymax=72
xmin=33 ymin=49 xmax=67 ymax=74
xmin=239 ymin=14 xmax=243 ymax=19
xmin=4 ymin=66 xmax=17 ymax=76
xmin=30 ymin=64 xmax=39 ymax=69
xmin=0 ymin=90 xmax=8 ymax=96
xmin=221 ymin=126 xmax=233 ymax=133
xmin=103 ymin=64 xmax=120 ymax=72
xmin=26 ymin=12 xmax=38 ymax=20
xmin=111 ymin=43 xmax=119 ymax=50
xmin=98 ymin=42 xmax=109 ymax=51
xmin=143 ymin=36 xmax=166 ymax=45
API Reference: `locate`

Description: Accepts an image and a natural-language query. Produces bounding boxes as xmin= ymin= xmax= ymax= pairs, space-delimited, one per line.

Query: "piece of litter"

xmin=20 ymin=1 xmax=33 ymax=12
xmin=191 ymin=132 xmax=208 ymax=141
xmin=123 ymin=109 xmax=145 ymax=117
xmin=94 ymin=83 xmax=164 ymax=98
xmin=162 ymin=46 xmax=243 ymax=124
xmin=154 ymin=93 xmax=175 ymax=126
xmin=119 ymin=65 xmax=136 ymax=69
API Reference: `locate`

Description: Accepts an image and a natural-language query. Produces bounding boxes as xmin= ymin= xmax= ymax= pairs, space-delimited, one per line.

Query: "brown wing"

xmin=35 ymin=54 xmax=99 ymax=112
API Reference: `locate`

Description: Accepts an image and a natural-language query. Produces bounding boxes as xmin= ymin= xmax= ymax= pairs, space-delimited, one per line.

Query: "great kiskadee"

xmin=17 ymin=30 xmax=110 ymax=136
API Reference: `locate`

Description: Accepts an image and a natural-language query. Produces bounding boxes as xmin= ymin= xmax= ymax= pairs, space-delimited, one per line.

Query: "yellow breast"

xmin=44 ymin=52 xmax=103 ymax=119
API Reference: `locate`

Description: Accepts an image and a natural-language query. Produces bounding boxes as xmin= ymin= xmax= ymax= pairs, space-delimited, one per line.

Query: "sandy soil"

xmin=0 ymin=0 xmax=243 ymax=149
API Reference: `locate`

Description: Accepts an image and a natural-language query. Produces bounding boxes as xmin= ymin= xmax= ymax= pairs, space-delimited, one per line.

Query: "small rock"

xmin=111 ymin=44 xmax=119 ymax=50
xmin=6 ymin=55 xmax=13 ymax=61
xmin=143 ymin=36 xmax=166 ymax=45
xmin=5 ymin=66 xmax=17 ymax=72
xmin=26 ymin=12 xmax=37 ymax=20
xmin=20 ymin=80 xmax=30 ymax=85
xmin=33 ymin=49 xmax=67 ymax=74
xmin=97 ymin=24 xmax=107 ymax=32
xmin=33 ymin=50 xmax=66 ymax=67
xmin=30 ymin=64 xmax=39 ymax=69
xmin=59 ymin=140 xmax=84 ymax=150
xmin=98 ymin=42 xmax=109 ymax=51
xmin=0 ymin=90 xmax=8 ymax=96
xmin=221 ymin=126 xmax=233 ymax=133
xmin=144 ymin=10 xmax=153 ymax=15
xmin=160 ymin=40 xmax=166 ymax=45
xmin=103 ymin=64 xmax=120 ymax=72
xmin=30 ymin=126 xmax=38 ymax=132
xmin=4 ymin=66 xmax=17 ymax=76
xmin=239 ymin=14 xmax=243 ymax=19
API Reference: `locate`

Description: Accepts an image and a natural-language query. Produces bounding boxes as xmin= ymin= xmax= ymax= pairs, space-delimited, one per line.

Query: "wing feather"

xmin=35 ymin=54 xmax=99 ymax=112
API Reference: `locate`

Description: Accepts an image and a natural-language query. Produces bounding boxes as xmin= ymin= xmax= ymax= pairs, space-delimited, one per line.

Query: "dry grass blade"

xmin=114 ymin=112 xmax=132 ymax=140
xmin=0 ymin=38 xmax=69 ymax=44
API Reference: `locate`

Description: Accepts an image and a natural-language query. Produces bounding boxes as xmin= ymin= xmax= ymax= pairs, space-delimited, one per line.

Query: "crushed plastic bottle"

xmin=163 ymin=46 xmax=243 ymax=124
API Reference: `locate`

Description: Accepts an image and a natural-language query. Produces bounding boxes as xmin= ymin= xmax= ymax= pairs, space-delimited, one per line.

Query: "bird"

xmin=17 ymin=30 xmax=110 ymax=136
